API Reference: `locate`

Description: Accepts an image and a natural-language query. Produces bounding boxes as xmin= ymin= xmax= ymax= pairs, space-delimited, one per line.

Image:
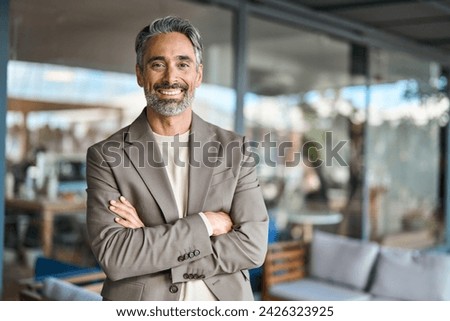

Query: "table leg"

xmin=302 ymin=224 xmax=313 ymax=243
xmin=41 ymin=209 xmax=54 ymax=257
xmin=290 ymin=223 xmax=314 ymax=242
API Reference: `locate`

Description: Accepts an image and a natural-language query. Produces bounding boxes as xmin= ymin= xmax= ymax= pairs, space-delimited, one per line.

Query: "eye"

xmin=179 ymin=62 xmax=190 ymax=69
xmin=151 ymin=62 xmax=165 ymax=69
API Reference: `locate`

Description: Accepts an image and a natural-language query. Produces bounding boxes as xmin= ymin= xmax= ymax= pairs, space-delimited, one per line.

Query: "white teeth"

xmin=159 ymin=90 xmax=182 ymax=96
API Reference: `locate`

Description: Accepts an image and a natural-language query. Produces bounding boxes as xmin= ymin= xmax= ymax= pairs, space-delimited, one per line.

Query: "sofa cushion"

xmin=370 ymin=247 xmax=450 ymax=300
xmin=43 ymin=277 xmax=102 ymax=301
xmin=270 ymin=278 xmax=372 ymax=301
xmin=310 ymin=231 xmax=380 ymax=290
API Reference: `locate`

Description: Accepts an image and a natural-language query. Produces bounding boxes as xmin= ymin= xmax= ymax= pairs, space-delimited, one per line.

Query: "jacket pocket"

xmin=102 ymin=280 xmax=144 ymax=301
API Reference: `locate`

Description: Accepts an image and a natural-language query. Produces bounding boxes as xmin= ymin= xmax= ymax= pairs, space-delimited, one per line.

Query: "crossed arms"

xmin=111 ymin=196 xmax=233 ymax=236
xmin=86 ymin=143 xmax=269 ymax=283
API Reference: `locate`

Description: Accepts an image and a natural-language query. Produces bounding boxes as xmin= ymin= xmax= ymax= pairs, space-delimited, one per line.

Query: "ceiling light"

xmin=43 ymin=70 xmax=75 ymax=83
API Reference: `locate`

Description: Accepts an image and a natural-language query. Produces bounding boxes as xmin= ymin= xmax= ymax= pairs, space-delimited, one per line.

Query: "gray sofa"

xmin=42 ymin=277 xmax=102 ymax=301
xmin=269 ymin=230 xmax=450 ymax=300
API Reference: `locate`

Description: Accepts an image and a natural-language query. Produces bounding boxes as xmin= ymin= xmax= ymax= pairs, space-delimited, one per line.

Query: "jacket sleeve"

xmin=171 ymin=138 xmax=269 ymax=282
xmin=86 ymin=145 xmax=214 ymax=281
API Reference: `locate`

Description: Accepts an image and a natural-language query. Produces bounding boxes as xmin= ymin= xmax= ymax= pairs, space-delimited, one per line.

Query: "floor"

xmin=2 ymin=211 xmax=97 ymax=300
xmin=2 ymin=255 xmax=33 ymax=300
xmin=2 ymin=243 xmax=97 ymax=300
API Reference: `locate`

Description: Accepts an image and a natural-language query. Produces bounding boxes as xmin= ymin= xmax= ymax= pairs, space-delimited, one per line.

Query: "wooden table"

xmin=5 ymin=197 xmax=86 ymax=257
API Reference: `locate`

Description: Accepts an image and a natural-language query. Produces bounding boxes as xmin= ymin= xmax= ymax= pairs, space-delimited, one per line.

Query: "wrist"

xmin=199 ymin=212 xmax=213 ymax=236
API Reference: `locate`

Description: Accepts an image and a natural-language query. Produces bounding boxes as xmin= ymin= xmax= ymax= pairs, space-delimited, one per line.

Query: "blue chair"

xmin=249 ymin=214 xmax=278 ymax=295
xmin=20 ymin=256 xmax=105 ymax=300
xmin=33 ymin=256 xmax=102 ymax=282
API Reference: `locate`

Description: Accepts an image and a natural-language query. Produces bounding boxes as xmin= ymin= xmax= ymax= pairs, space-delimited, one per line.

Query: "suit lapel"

xmin=123 ymin=108 xmax=179 ymax=224
xmin=187 ymin=113 xmax=217 ymax=215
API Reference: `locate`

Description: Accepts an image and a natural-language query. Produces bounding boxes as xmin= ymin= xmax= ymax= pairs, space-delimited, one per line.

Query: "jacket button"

xmin=189 ymin=252 xmax=195 ymax=258
xmin=169 ymin=285 xmax=178 ymax=293
xmin=184 ymin=253 xmax=190 ymax=260
xmin=178 ymin=256 xmax=184 ymax=262
xmin=189 ymin=274 xmax=194 ymax=279
xmin=194 ymin=250 xmax=200 ymax=256
xmin=183 ymin=273 xmax=189 ymax=279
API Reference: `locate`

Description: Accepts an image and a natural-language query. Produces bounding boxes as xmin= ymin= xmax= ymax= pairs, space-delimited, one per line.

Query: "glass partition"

xmin=366 ymin=48 xmax=449 ymax=248
xmin=245 ymin=16 xmax=362 ymax=241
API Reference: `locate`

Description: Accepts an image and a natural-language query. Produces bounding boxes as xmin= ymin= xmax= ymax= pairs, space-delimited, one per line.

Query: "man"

xmin=86 ymin=16 xmax=268 ymax=301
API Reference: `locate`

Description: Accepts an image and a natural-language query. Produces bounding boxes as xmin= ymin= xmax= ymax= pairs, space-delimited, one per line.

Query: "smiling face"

xmin=136 ymin=32 xmax=203 ymax=117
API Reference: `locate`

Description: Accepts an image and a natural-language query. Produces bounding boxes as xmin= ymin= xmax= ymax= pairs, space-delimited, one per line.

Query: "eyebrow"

xmin=147 ymin=55 xmax=194 ymax=64
xmin=177 ymin=55 xmax=193 ymax=62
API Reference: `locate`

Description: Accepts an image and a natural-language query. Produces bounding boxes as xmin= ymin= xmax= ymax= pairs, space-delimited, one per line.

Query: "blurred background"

xmin=2 ymin=0 xmax=450 ymax=300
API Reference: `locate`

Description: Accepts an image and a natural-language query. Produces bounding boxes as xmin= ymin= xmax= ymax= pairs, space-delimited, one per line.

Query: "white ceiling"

xmin=9 ymin=0 xmax=231 ymax=74
xmin=8 ymin=0 xmax=449 ymax=95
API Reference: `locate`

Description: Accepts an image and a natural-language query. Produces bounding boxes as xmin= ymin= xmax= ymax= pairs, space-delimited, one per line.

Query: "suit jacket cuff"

xmin=170 ymin=213 xmax=213 ymax=283
xmin=198 ymin=212 xmax=213 ymax=236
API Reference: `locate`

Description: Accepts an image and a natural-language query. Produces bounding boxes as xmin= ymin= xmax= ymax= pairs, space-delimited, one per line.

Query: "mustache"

xmin=154 ymin=82 xmax=188 ymax=91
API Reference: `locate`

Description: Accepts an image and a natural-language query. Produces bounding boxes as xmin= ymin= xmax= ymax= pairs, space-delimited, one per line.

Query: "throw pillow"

xmin=310 ymin=230 xmax=380 ymax=290
xmin=370 ymin=247 xmax=450 ymax=300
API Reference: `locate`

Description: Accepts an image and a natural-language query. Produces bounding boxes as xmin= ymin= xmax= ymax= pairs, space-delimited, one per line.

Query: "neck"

xmin=146 ymin=107 xmax=192 ymax=136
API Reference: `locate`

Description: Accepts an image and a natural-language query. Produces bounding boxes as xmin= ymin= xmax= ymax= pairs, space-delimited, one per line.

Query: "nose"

xmin=163 ymin=64 xmax=178 ymax=84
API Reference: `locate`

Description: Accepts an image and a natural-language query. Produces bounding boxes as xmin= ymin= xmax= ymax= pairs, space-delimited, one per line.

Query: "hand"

xmin=109 ymin=196 xmax=144 ymax=229
xmin=203 ymin=211 xmax=233 ymax=236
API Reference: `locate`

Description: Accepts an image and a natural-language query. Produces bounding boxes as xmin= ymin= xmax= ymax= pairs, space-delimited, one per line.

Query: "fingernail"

xmin=120 ymin=196 xmax=126 ymax=201
xmin=110 ymin=200 xmax=116 ymax=204
xmin=110 ymin=205 xmax=115 ymax=210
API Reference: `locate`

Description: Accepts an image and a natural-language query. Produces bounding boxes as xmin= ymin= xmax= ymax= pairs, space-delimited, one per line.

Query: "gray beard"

xmin=145 ymin=91 xmax=193 ymax=117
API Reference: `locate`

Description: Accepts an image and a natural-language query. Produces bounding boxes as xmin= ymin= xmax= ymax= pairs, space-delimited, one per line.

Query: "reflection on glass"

xmin=245 ymin=17 xmax=354 ymax=241
xmin=245 ymin=16 xmax=449 ymax=248
xmin=367 ymin=49 xmax=449 ymax=248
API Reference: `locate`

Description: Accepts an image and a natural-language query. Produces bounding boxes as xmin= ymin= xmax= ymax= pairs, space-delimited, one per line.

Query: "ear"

xmin=195 ymin=64 xmax=203 ymax=88
xmin=135 ymin=64 xmax=144 ymax=87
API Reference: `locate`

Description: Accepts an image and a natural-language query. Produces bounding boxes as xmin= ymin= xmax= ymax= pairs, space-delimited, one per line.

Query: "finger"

xmin=114 ymin=217 xmax=139 ymax=229
xmin=109 ymin=203 xmax=135 ymax=221
xmin=110 ymin=199 xmax=128 ymax=209
xmin=114 ymin=216 xmax=130 ymax=227
xmin=109 ymin=205 xmax=127 ymax=219
xmin=110 ymin=200 xmax=135 ymax=214
xmin=109 ymin=200 xmax=128 ymax=212
xmin=112 ymin=204 xmax=142 ymax=226
xmin=113 ymin=197 xmax=135 ymax=213
xmin=119 ymin=196 xmax=137 ymax=212
xmin=110 ymin=200 xmax=144 ymax=227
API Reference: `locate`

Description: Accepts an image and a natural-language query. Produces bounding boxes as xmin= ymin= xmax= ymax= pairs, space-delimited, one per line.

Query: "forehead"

xmin=145 ymin=32 xmax=196 ymax=59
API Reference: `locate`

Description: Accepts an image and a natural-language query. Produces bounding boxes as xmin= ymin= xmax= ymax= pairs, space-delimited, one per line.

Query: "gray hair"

xmin=135 ymin=16 xmax=203 ymax=70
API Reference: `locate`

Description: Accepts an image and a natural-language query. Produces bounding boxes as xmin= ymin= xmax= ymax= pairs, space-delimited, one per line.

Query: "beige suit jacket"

xmin=86 ymin=108 xmax=269 ymax=300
